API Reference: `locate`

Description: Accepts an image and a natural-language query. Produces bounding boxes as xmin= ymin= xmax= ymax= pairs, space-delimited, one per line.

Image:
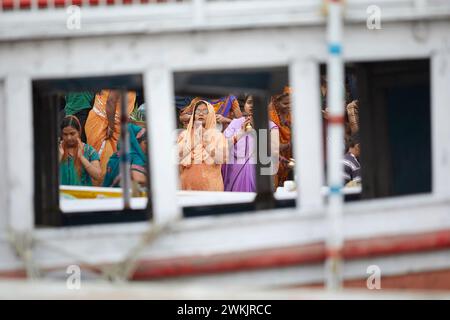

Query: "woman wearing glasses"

xmin=177 ymin=100 xmax=228 ymax=191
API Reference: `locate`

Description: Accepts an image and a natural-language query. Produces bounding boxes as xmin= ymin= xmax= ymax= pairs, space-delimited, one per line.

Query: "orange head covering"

xmin=269 ymin=88 xmax=292 ymax=144
xmin=283 ymin=86 xmax=293 ymax=95
xmin=185 ymin=100 xmax=217 ymax=132
xmin=269 ymin=88 xmax=293 ymax=187
xmin=179 ymin=100 xmax=225 ymax=166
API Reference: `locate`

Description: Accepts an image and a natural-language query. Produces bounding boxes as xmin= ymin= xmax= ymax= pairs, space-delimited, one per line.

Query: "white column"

xmin=289 ymin=59 xmax=325 ymax=212
xmin=431 ymin=51 xmax=450 ymax=199
xmin=193 ymin=0 xmax=205 ymax=27
xmin=0 ymin=80 xmax=6 ymax=231
xmin=325 ymin=0 xmax=345 ymax=291
xmin=5 ymin=75 xmax=34 ymax=232
xmin=144 ymin=67 xmax=182 ymax=226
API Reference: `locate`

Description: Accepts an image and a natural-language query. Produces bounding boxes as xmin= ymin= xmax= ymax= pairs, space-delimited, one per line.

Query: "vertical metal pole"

xmin=325 ymin=0 xmax=345 ymax=291
xmin=120 ymin=90 xmax=131 ymax=209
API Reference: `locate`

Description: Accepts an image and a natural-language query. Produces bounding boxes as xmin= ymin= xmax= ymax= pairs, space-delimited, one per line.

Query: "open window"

xmin=357 ymin=59 xmax=432 ymax=199
xmin=33 ymin=74 xmax=152 ymax=227
xmin=173 ymin=67 xmax=297 ymax=217
xmin=321 ymin=59 xmax=432 ymax=201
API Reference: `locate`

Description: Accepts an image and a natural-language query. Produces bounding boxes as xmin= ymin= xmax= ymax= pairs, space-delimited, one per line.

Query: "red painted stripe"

xmin=132 ymin=243 xmax=326 ymax=280
xmin=1 ymin=0 xmax=171 ymax=9
xmin=1 ymin=229 xmax=450 ymax=280
xmin=327 ymin=115 xmax=345 ymax=125
xmin=0 ymin=264 xmax=104 ymax=280
xmin=325 ymin=247 xmax=342 ymax=259
xmin=131 ymin=229 xmax=450 ymax=280
xmin=0 ymin=269 xmax=27 ymax=279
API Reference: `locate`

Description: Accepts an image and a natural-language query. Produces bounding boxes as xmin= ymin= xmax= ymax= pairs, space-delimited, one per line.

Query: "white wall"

xmin=431 ymin=50 xmax=450 ymax=199
xmin=0 ymin=19 xmax=449 ymax=278
xmin=4 ymin=75 xmax=34 ymax=232
xmin=2 ymin=21 xmax=449 ymax=79
xmin=0 ymin=79 xmax=24 ymax=273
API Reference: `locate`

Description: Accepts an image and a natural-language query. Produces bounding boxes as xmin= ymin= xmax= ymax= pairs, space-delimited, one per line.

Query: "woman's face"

xmin=61 ymin=126 xmax=80 ymax=147
xmin=194 ymin=103 xmax=208 ymax=126
xmin=243 ymin=96 xmax=254 ymax=116
xmin=277 ymin=95 xmax=291 ymax=113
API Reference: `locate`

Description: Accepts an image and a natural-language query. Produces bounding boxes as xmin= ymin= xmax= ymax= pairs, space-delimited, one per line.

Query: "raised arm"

xmin=179 ymin=104 xmax=194 ymax=127
xmin=346 ymin=100 xmax=359 ymax=134
xmin=77 ymin=141 xmax=102 ymax=181
xmin=105 ymin=90 xmax=121 ymax=139
xmin=82 ymin=159 xmax=102 ymax=181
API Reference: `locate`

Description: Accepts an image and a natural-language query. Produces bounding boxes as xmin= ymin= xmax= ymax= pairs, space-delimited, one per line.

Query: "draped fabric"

xmin=59 ymin=143 xmax=99 ymax=186
xmin=268 ymin=89 xmax=292 ymax=187
xmin=177 ymin=101 xmax=228 ymax=191
xmin=179 ymin=95 xmax=242 ymax=130
xmin=210 ymin=95 xmax=243 ymax=119
xmin=64 ymin=92 xmax=94 ymax=116
xmin=103 ymin=124 xmax=147 ymax=188
xmin=221 ymin=117 xmax=279 ymax=192
xmin=84 ymin=89 xmax=136 ymax=185
xmin=222 ymin=117 xmax=256 ymax=192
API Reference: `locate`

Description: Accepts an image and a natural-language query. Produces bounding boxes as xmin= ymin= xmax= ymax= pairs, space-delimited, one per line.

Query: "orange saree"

xmin=177 ymin=101 xmax=228 ymax=191
xmin=84 ymin=89 xmax=136 ymax=185
xmin=269 ymin=102 xmax=292 ymax=188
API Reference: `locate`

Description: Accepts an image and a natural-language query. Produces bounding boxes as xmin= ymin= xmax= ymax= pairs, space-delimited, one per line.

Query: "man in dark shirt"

xmin=343 ymin=133 xmax=361 ymax=186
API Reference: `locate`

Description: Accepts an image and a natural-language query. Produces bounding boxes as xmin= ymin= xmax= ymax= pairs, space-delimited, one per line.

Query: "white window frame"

xmin=4 ymin=75 xmax=34 ymax=233
xmin=145 ymin=61 xmax=310 ymax=223
xmin=0 ymin=79 xmax=7 ymax=232
xmin=430 ymin=50 xmax=450 ymax=200
xmin=0 ymin=18 xmax=449 ymax=275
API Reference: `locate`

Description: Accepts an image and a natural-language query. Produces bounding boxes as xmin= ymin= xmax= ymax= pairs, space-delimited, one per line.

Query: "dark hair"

xmin=194 ymin=100 xmax=206 ymax=107
xmin=192 ymin=100 xmax=207 ymax=115
xmin=60 ymin=115 xmax=83 ymax=177
xmin=238 ymin=93 xmax=253 ymax=112
xmin=61 ymin=115 xmax=81 ymax=133
xmin=347 ymin=133 xmax=360 ymax=149
xmin=320 ymin=75 xmax=327 ymax=87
